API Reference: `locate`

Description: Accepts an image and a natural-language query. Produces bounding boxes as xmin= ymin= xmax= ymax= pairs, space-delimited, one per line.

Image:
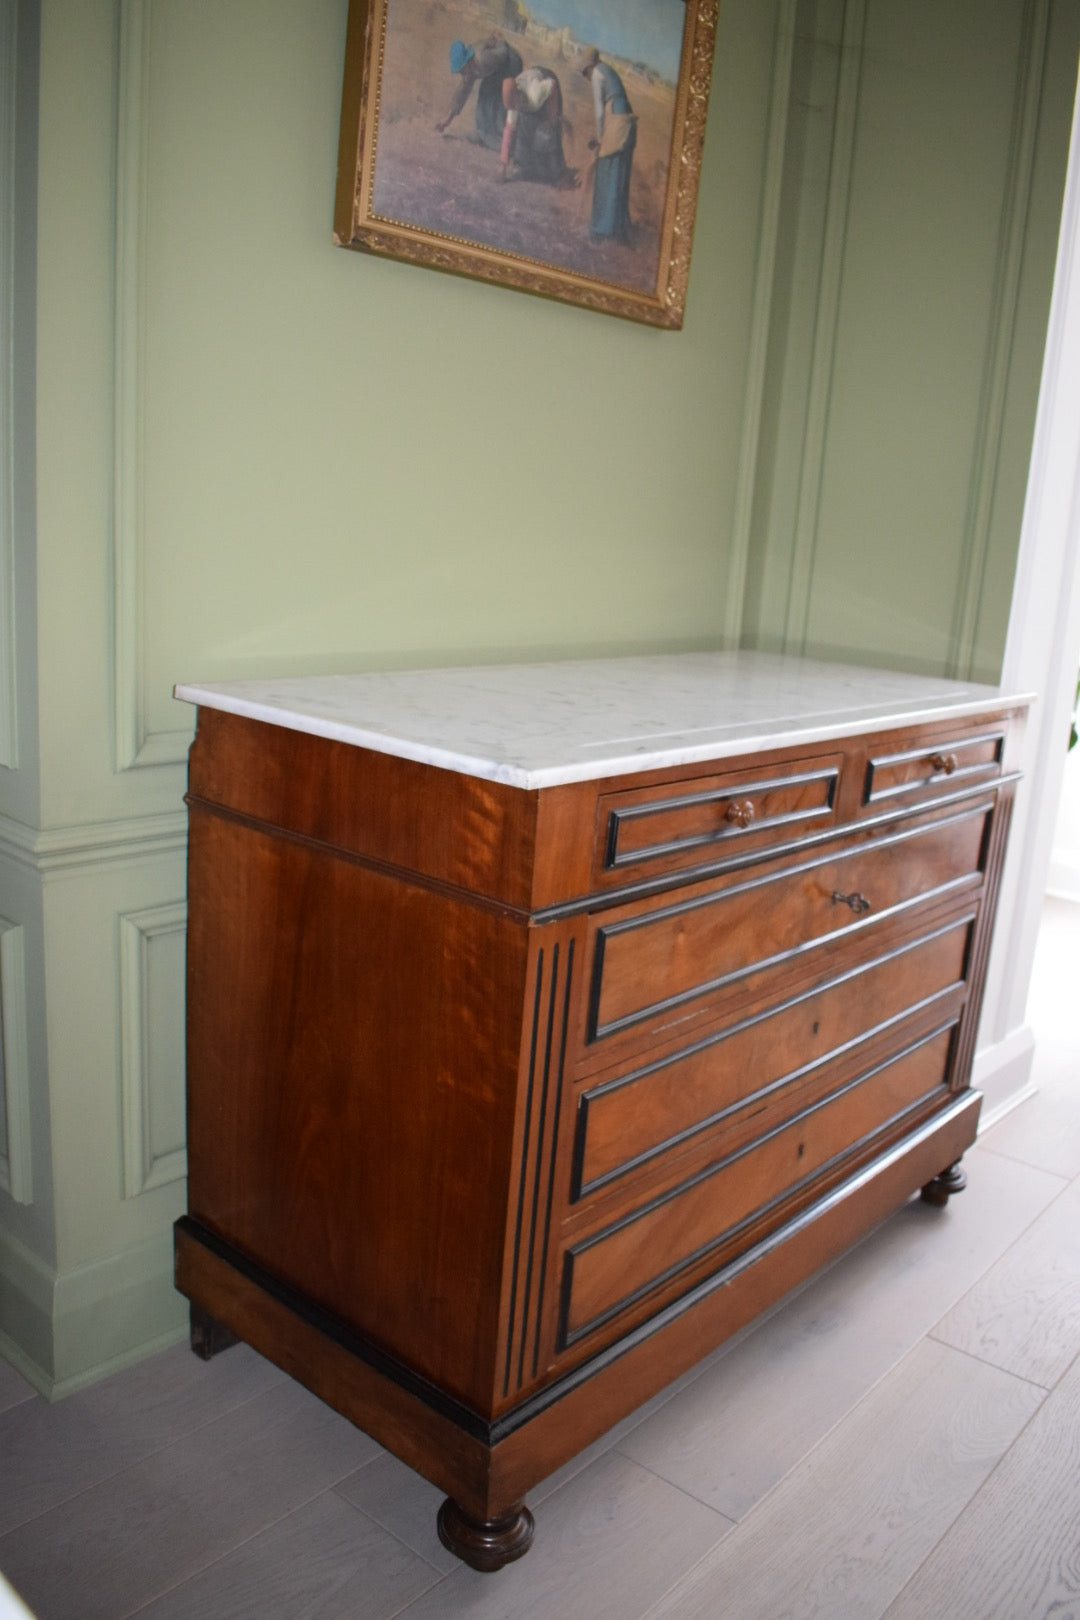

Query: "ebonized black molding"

xmin=176 ymin=1085 xmax=980 ymax=1450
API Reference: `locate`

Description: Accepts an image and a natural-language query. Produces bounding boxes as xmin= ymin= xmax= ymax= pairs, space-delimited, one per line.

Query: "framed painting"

xmin=334 ymin=1 xmax=720 ymax=329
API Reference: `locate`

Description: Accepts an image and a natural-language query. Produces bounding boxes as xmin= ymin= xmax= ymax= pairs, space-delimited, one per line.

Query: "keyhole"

xmin=812 ymin=1020 xmax=820 ymax=1036
xmin=797 ymin=1142 xmax=806 ymax=1159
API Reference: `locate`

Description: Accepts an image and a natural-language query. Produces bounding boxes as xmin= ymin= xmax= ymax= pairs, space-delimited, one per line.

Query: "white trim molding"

xmin=119 ymin=899 xmax=187 ymax=1199
xmin=723 ymin=0 xmax=798 ymax=647
xmin=0 ymin=916 xmax=31 ymax=1203
xmin=0 ymin=806 xmax=188 ymax=873
xmin=948 ymin=0 xmax=1051 ymax=681
xmin=976 ymin=49 xmax=1080 ymax=1085
xmin=114 ymin=0 xmax=189 ymax=770
xmin=782 ymin=0 xmax=867 ymax=653
xmin=0 ymin=0 xmax=18 ymax=768
xmin=972 ymin=1023 xmax=1037 ymax=1131
xmin=0 ymin=1223 xmax=188 ymax=1397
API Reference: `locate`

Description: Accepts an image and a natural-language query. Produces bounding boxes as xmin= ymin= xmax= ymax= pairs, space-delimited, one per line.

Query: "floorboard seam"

xmin=925 ymin=1329 xmax=1057 ymax=1391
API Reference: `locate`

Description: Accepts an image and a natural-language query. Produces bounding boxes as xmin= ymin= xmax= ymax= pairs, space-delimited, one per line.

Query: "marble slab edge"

xmin=173 ymin=665 xmax=1031 ymax=792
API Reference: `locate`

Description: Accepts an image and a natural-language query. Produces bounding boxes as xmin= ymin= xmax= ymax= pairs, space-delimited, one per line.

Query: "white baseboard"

xmin=972 ymin=1023 xmax=1037 ymax=1130
xmin=0 ymin=1227 xmax=55 ymax=1389
xmin=0 ymin=1225 xmax=188 ymax=1399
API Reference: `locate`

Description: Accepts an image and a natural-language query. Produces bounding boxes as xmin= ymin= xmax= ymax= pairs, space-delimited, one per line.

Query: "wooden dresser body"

xmin=175 ymin=678 xmax=1025 ymax=1565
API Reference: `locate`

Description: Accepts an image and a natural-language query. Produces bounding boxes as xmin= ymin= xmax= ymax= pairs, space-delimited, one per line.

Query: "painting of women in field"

xmin=367 ymin=0 xmax=688 ymax=296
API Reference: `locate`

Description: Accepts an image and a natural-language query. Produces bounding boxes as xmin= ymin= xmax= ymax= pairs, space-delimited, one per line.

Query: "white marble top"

xmin=174 ymin=653 xmax=1025 ymax=790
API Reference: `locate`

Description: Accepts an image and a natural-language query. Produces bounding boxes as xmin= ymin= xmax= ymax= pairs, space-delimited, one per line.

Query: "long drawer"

xmin=572 ymin=912 xmax=974 ymax=1201
xmin=560 ymin=1023 xmax=957 ymax=1351
xmin=584 ymin=799 xmax=991 ymax=1049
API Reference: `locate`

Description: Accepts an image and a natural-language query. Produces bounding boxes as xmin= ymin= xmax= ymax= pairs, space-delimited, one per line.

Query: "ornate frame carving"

xmin=334 ymin=0 xmax=720 ymax=329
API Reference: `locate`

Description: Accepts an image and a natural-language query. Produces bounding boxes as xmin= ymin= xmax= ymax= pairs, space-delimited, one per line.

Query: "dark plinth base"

xmin=436 ymin=1497 xmax=535 ymax=1573
xmin=190 ymin=1302 xmax=240 ymax=1361
xmin=920 ymin=1160 xmax=968 ymax=1207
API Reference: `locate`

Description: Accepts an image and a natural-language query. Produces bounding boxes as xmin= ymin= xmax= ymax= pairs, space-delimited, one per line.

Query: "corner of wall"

xmin=49 ymin=1229 xmax=189 ymax=1397
xmin=0 ymin=1220 xmax=188 ymax=1397
xmin=0 ymin=1220 xmax=53 ymax=1389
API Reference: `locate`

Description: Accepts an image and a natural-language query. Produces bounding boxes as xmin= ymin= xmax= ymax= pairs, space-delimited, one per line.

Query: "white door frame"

xmin=975 ymin=57 xmax=1080 ymax=1118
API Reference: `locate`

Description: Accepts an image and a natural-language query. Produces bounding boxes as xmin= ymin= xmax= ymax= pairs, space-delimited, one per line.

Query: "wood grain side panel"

xmin=562 ymin=1026 xmax=957 ymax=1346
xmin=187 ymin=707 xmax=541 ymax=908
xmin=185 ymin=803 xmax=528 ymax=1412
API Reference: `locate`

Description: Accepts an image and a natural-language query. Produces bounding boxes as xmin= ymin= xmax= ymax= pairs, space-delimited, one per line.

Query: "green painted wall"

xmin=139 ymin=0 xmax=748 ymax=726
xmin=3 ymin=0 xmax=790 ymax=1390
xmin=741 ymin=0 xmax=1078 ymax=682
xmin=0 ymin=0 xmax=1076 ymax=1392
xmin=33 ymin=0 xmax=785 ymax=827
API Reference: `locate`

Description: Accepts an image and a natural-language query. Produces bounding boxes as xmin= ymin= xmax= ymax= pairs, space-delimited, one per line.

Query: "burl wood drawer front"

xmin=573 ymin=914 xmax=973 ymax=1200
xmin=863 ymin=731 xmax=1005 ymax=806
xmin=587 ymin=800 xmax=991 ymax=1044
xmin=561 ymin=1024 xmax=956 ymax=1348
xmin=595 ymin=755 xmax=841 ymax=882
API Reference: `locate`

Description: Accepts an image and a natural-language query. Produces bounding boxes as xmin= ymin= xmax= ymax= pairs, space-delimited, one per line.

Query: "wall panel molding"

xmin=782 ymin=0 xmax=867 ymax=654
xmin=947 ymin=0 xmax=1051 ymax=680
xmin=0 ymin=916 xmax=31 ymax=1203
xmin=0 ymin=807 xmax=187 ymax=873
xmin=119 ymin=899 xmax=187 ymax=1199
xmin=114 ymin=0 xmax=188 ymax=770
xmin=723 ymin=0 xmax=798 ymax=647
xmin=0 ymin=0 xmax=18 ymax=768
xmin=0 ymin=1223 xmax=188 ymax=1397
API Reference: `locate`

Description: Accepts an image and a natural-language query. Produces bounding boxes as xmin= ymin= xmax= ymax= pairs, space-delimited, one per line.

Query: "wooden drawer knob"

xmin=725 ymin=799 xmax=756 ymax=829
xmin=929 ymin=751 xmax=958 ymax=775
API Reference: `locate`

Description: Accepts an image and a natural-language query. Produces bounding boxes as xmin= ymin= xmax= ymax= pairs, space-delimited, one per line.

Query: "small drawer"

xmin=595 ymin=756 xmax=842 ymax=883
xmin=864 ymin=731 xmax=1005 ymax=806
xmin=572 ymin=914 xmax=974 ymax=1200
xmin=586 ymin=799 xmax=991 ymax=1046
xmin=560 ymin=1023 xmax=957 ymax=1348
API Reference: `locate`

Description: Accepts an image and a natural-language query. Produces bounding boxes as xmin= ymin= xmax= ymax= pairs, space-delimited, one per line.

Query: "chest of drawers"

xmin=173 ymin=656 xmax=1026 ymax=1569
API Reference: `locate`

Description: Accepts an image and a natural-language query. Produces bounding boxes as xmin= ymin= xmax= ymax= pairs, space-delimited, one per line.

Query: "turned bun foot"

xmin=436 ymin=1497 xmax=535 ymax=1572
xmin=921 ymin=1160 xmax=968 ymax=1207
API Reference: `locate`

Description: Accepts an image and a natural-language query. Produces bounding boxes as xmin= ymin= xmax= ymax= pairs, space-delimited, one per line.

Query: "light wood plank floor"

xmin=1 ymin=899 xmax=1078 ymax=1620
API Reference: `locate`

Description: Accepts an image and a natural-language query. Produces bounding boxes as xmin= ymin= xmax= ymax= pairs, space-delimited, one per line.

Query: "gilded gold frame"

xmin=334 ymin=1 xmax=719 ymax=329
